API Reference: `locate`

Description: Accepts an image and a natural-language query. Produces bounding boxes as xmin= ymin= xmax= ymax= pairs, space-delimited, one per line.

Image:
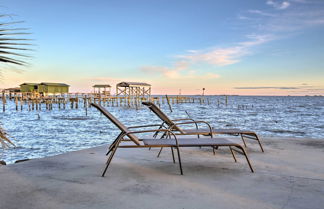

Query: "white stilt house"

xmin=116 ymin=82 xmax=151 ymax=98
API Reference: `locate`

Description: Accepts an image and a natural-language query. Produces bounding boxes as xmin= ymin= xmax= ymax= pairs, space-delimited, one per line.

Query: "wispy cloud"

xmin=141 ymin=0 xmax=324 ymax=81
xmin=178 ymin=47 xmax=241 ymax=67
xmin=141 ymin=34 xmax=273 ymax=79
xmin=141 ymin=63 xmax=219 ymax=80
xmin=234 ymin=86 xmax=299 ymax=90
xmin=234 ymin=84 xmax=324 ymax=93
xmin=237 ymin=0 xmax=324 ymax=43
xmin=264 ymin=10 xmax=324 ymax=32
xmin=85 ymin=76 xmax=150 ymax=84
xmin=177 ymin=34 xmax=273 ymax=67
xmin=237 ymin=15 xmax=252 ymax=20
xmin=248 ymin=10 xmax=276 ymax=17
xmin=267 ymin=0 xmax=291 ymax=10
xmin=141 ymin=61 xmax=189 ymax=79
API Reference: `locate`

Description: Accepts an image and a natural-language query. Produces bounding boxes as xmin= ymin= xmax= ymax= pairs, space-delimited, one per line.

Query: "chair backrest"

xmin=142 ymin=102 xmax=183 ymax=133
xmin=91 ymin=103 xmax=141 ymax=145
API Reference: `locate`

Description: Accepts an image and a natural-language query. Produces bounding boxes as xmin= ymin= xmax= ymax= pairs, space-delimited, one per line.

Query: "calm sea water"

xmin=1 ymin=96 xmax=323 ymax=163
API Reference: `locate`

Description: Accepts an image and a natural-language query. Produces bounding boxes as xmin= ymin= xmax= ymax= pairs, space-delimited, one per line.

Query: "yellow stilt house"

xmin=20 ymin=82 xmax=69 ymax=95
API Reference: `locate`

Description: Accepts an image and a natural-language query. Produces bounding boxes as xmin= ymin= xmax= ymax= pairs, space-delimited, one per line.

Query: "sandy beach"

xmin=0 ymin=136 xmax=323 ymax=209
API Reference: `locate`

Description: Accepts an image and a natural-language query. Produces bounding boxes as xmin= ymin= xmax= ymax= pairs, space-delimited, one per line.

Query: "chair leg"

xmin=229 ymin=146 xmax=237 ymax=162
xmin=175 ymin=146 xmax=183 ymax=175
xmin=235 ymin=145 xmax=254 ymax=173
xmin=106 ymin=132 xmax=124 ymax=155
xmin=102 ymin=141 xmax=120 ymax=177
xmin=253 ymin=133 xmax=264 ymax=152
xmin=240 ymin=134 xmax=247 ymax=148
xmin=157 ymin=147 xmax=163 ymax=157
xmin=171 ymin=147 xmax=176 ymax=163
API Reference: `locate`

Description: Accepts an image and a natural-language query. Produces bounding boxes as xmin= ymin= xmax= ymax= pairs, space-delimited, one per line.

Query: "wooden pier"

xmin=0 ymin=92 xmax=212 ymax=112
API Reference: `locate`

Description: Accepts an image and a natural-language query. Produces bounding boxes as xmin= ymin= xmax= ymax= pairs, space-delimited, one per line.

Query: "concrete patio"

xmin=0 ymin=137 xmax=323 ymax=209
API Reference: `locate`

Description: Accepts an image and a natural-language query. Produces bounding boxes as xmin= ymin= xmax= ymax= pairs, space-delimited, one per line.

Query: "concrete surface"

xmin=0 ymin=137 xmax=324 ymax=209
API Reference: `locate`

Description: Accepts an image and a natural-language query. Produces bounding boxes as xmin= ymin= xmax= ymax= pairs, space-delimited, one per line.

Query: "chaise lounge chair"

xmin=91 ymin=103 xmax=254 ymax=177
xmin=142 ymin=101 xmax=264 ymax=152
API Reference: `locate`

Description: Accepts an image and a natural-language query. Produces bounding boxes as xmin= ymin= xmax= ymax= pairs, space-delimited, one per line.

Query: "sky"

xmin=1 ymin=0 xmax=324 ymax=95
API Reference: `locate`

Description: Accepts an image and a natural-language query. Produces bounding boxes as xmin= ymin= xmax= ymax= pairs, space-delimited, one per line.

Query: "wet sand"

xmin=0 ymin=137 xmax=323 ymax=209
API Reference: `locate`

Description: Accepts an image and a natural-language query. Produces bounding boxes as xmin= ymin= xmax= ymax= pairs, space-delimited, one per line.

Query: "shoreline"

xmin=2 ymin=136 xmax=324 ymax=165
xmin=1 ymin=136 xmax=324 ymax=209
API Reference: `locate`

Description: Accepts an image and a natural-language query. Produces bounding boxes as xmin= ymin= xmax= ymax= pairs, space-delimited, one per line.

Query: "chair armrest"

xmin=172 ymin=118 xmax=193 ymax=122
xmin=126 ymin=129 xmax=180 ymax=146
xmin=173 ymin=120 xmax=211 ymax=126
xmin=128 ymin=124 xmax=163 ymax=129
xmin=127 ymin=129 xmax=171 ymax=134
xmin=171 ymin=121 xmax=213 ymax=135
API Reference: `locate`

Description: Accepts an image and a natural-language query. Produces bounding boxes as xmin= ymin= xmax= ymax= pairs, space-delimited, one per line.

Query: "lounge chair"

xmin=91 ymin=103 xmax=254 ymax=177
xmin=142 ymin=101 xmax=264 ymax=152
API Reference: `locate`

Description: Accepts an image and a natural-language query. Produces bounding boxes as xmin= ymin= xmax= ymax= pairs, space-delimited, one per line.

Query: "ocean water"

xmin=0 ymin=96 xmax=323 ymax=163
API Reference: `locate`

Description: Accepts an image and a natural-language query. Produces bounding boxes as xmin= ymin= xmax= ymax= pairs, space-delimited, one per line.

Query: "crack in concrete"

xmin=281 ymin=176 xmax=296 ymax=209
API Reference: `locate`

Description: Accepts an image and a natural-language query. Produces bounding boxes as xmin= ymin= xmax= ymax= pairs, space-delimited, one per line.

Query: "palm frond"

xmin=0 ymin=15 xmax=32 ymax=66
xmin=0 ymin=126 xmax=15 ymax=148
xmin=0 ymin=15 xmax=32 ymax=149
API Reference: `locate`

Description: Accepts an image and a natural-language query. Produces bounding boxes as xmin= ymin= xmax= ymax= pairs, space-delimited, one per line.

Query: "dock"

xmin=0 ymin=92 xmax=213 ymax=112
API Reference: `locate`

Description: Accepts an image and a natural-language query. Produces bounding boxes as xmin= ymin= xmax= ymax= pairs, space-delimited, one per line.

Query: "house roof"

xmin=93 ymin=84 xmax=111 ymax=88
xmin=39 ymin=82 xmax=70 ymax=87
xmin=20 ymin=82 xmax=70 ymax=87
xmin=4 ymin=87 xmax=20 ymax=92
xmin=20 ymin=83 xmax=39 ymax=86
xmin=117 ymin=82 xmax=151 ymax=87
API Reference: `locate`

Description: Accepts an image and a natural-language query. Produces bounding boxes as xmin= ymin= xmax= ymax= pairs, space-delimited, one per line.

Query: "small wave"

xmin=265 ymin=129 xmax=306 ymax=135
xmin=52 ymin=116 xmax=90 ymax=120
xmin=285 ymin=110 xmax=300 ymax=113
xmin=296 ymin=105 xmax=306 ymax=108
xmin=249 ymin=112 xmax=258 ymax=116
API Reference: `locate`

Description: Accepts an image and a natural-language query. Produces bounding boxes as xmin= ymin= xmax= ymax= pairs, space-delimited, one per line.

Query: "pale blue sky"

xmin=1 ymin=0 xmax=324 ymax=95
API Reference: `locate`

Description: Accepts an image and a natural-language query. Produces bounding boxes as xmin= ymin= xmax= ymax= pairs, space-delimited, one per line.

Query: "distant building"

xmin=20 ymin=82 xmax=69 ymax=94
xmin=116 ymin=81 xmax=151 ymax=97
xmin=92 ymin=84 xmax=111 ymax=96
xmin=20 ymin=83 xmax=39 ymax=93
xmin=3 ymin=87 xmax=21 ymax=93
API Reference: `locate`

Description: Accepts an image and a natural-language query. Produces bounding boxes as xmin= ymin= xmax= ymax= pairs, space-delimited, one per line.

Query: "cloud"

xmin=140 ymin=34 xmax=273 ymax=80
xmin=142 ymin=0 xmax=324 ymax=82
xmin=234 ymin=84 xmax=324 ymax=93
xmin=240 ymin=1 xmax=324 ymax=34
xmin=237 ymin=15 xmax=252 ymax=20
xmin=178 ymin=34 xmax=273 ymax=67
xmin=84 ymin=76 xmax=150 ymax=85
xmin=234 ymin=86 xmax=299 ymax=90
xmin=141 ymin=63 xmax=219 ymax=80
xmin=290 ymin=0 xmax=307 ymax=3
xmin=305 ymin=88 xmax=324 ymax=91
xmin=178 ymin=47 xmax=241 ymax=66
xmin=141 ymin=61 xmax=189 ymax=79
xmin=267 ymin=0 xmax=291 ymax=10
xmin=265 ymin=9 xmax=324 ymax=32
xmin=248 ymin=10 xmax=276 ymax=17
